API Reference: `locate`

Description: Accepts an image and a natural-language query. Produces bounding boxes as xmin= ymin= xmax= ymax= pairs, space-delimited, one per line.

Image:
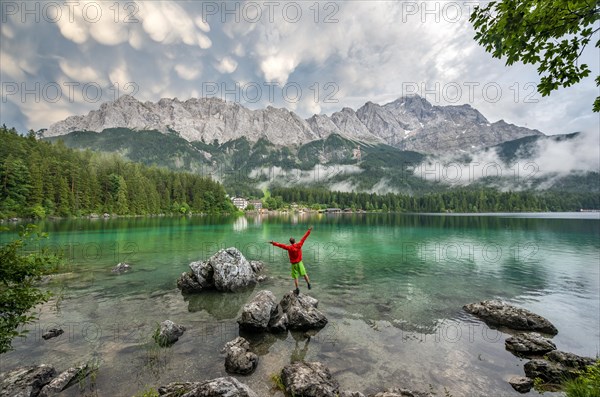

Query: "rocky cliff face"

xmin=45 ymin=94 xmax=543 ymax=153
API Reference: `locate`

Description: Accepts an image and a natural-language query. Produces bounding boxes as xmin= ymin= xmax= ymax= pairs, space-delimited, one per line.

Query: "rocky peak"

xmin=45 ymin=94 xmax=543 ymax=154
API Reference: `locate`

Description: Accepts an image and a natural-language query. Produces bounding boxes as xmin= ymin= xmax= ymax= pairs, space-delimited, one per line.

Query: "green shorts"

xmin=291 ymin=261 xmax=307 ymax=279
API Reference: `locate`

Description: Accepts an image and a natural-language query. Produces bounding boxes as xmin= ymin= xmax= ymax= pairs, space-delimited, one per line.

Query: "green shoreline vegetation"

xmin=1 ymin=125 xmax=598 ymax=222
xmin=0 ymin=126 xmax=234 ymax=220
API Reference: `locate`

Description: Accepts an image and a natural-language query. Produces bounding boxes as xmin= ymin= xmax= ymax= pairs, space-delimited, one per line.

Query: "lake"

xmin=1 ymin=212 xmax=599 ymax=396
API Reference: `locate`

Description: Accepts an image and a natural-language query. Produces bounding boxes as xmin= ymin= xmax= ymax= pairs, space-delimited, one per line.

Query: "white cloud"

xmin=215 ymin=57 xmax=238 ymax=74
xmin=59 ymin=60 xmax=103 ymax=83
xmin=194 ymin=16 xmax=211 ymax=32
xmin=140 ymin=2 xmax=202 ymax=46
xmin=175 ymin=64 xmax=201 ymax=80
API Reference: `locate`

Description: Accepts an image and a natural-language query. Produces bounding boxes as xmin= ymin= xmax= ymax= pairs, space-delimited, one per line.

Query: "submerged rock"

xmin=42 ymin=328 xmax=64 ymax=340
xmin=280 ymin=361 xmax=340 ymax=397
xmin=221 ymin=337 xmax=258 ymax=375
xmin=370 ymin=390 xmax=434 ymax=397
xmin=39 ymin=365 xmax=91 ymax=397
xmin=154 ymin=320 xmax=186 ymax=347
xmin=0 ymin=365 xmax=56 ymax=397
xmin=505 ymin=332 xmax=556 ymax=356
xmin=508 ymin=376 xmax=534 ymax=393
xmin=177 ymin=248 xmax=263 ymax=293
xmin=111 ymin=262 xmax=131 ymax=273
xmin=524 ymin=350 xmax=596 ymax=384
xmin=157 ymin=377 xmax=258 ymax=397
xmin=463 ymin=300 xmax=558 ymax=335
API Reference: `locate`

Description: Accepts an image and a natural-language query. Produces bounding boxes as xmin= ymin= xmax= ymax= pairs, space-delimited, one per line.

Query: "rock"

xmin=0 ymin=365 xmax=56 ymax=397
xmin=463 ymin=300 xmax=558 ymax=335
xmin=154 ymin=320 xmax=186 ymax=347
xmin=524 ymin=350 xmax=596 ymax=384
xmin=211 ymin=248 xmax=258 ymax=292
xmin=505 ymin=332 xmax=556 ymax=356
xmin=177 ymin=271 xmax=204 ymax=293
xmin=177 ymin=248 xmax=263 ymax=293
xmin=339 ymin=392 xmax=365 ymax=397
xmin=42 ymin=328 xmax=64 ymax=340
xmin=238 ymin=290 xmax=279 ymax=331
xmin=89 ymin=213 xmax=99 ymax=219
xmin=111 ymin=262 xmax=131 ymax=274
xmin=38 ymin=365 xmax=90 ymax=397
xmin=370 ymin=390 xmax=434 ymax=397
xmin=222 ymin=337 xmax=258 ymax=375
xmin=249 ymin=260 xmax=263 ymax=273
xmin=268 ymin=311 xmax=288 ymax=333
xmin=157 ymin=377 xmax=258 ymax=397
xmin=280 ymin=291 xmax=328 ymax=330
xmin=280 ymin=361 xmax=340 ymax=397
xmin=508 ymin=376 xmax=533 ymax=393
xmin=103 ymin=213 xmax=110 ymax=218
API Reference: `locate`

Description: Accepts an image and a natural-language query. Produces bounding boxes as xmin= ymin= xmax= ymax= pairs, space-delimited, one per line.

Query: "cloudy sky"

xmin=1 ymin=0 xmax=598 ymax=136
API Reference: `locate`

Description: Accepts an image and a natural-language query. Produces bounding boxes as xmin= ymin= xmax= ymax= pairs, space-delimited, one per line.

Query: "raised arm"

xmin=298 ymin=227 xmax=312 ymax=247
xmin=271 ymin=241 xmax=291 ymax=250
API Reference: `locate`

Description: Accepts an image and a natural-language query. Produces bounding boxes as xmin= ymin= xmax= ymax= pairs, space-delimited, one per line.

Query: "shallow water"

xmin=1 ymin=213 xmax=598 ymax=396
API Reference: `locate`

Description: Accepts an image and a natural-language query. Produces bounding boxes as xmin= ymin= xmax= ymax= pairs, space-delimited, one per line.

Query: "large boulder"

xmin=39 ymin=365 xmax=91 ymax=397
xmin=505 ymin=333 xmax=556 ymax=356
xmin=177 ymin=248 xmax=263 ymax=293
xmin=280 ymin=292 xmax=328 ymax=330
xmin=222 ymin=337 xmax=259 ymax=375
xmin=524 ymin=350 xmax=596 ymax=384
xmin=463 ymin=300 xmax=558 ymax=335
xmin=154 ymin=320 xmax=186 ymax=347
xmin=238 ymin=290 xmax=279 ymax=331
xmin=157 ymin=377 xmax=258 ymax=397
xmin=280 ymin=361 xmax=340 ymax=397
xmin=238 ymin=290 xmax=327 ymax=333
xmin=0 ymin=365 xmax=56 ymax=397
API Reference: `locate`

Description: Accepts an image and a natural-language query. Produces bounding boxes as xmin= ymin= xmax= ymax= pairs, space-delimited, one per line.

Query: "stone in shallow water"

xmin=42 ymin=328 xmax=64 ymax=340
xmin=524 ymin=350 xmax=596 ymax=383
xmin=177 ymin=248 xmax=263 ymax=293
xmin=39 ymin=365 xmax=91 ymax=397
xmin=0 ymin=364 xmax=56 ymax=397
xmin=505 ymin=332 xmax=556 ymax=356
xmin=281 ymin=361 xmax=340 ymax=397
xmin=369 ymin=389 xmax=434 ymax=397
xmin=280 ymin=291 xmax=328 ymax=331
xmin=157 ymin=377 xmax=258 ymax=397
xmin=508 ymin=376 xmax=533 ymax=393
xmin=463 ymin=300 xmax=558 ymax=335
xmin=111 ymin=262 xmax=131 ymax=273
xmin=154 ymin=320 xmax=186 ymax=347
xmin=221 ymin=337 xmax=258 ymax=375
xmin=238 ymin=290 xmax=278 ymax=331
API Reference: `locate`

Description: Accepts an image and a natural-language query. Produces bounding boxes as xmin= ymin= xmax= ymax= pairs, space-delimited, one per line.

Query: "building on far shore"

xmin=249 ymin=200 xmax=263 ymax=210
xmin=232 ymin=197 xmax=248 ymax=210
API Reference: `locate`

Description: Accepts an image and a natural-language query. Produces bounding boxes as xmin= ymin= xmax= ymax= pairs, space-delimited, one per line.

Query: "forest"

xmin=268 ymin=186 xmax=600 ymax=213
xmin=0 ymin=126 xmax=234 ymax=219
xmin=1 ymin=125 xmax=598 ymax=219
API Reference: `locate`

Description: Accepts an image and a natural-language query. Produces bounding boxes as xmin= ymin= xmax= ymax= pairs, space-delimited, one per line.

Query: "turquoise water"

xmin=1 ymin=213 xmax=598 ymax=396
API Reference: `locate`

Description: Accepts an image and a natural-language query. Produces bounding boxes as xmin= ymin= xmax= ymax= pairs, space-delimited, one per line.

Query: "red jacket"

xmin=271 ymin=229 xmax=311 ymax=264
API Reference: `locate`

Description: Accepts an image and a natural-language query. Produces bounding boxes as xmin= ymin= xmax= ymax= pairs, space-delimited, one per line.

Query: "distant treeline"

xmin=0 ymin=126 xmax=234 ymax=219
xmin=270 ymin=186 xmax=599 ymax=212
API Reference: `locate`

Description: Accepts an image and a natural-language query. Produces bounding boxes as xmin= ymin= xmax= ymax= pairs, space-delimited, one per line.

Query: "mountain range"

xmin=44 ymin=94 xmax=544 ymax=154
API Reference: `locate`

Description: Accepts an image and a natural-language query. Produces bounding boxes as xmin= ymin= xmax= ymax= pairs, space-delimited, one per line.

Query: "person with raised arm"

xmin=270 ymin=226 xmax=313 ymax=295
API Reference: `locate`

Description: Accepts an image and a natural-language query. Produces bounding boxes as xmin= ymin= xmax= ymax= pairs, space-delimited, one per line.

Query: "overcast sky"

xmin=1 ymin=0 xmax=598 ymax=136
